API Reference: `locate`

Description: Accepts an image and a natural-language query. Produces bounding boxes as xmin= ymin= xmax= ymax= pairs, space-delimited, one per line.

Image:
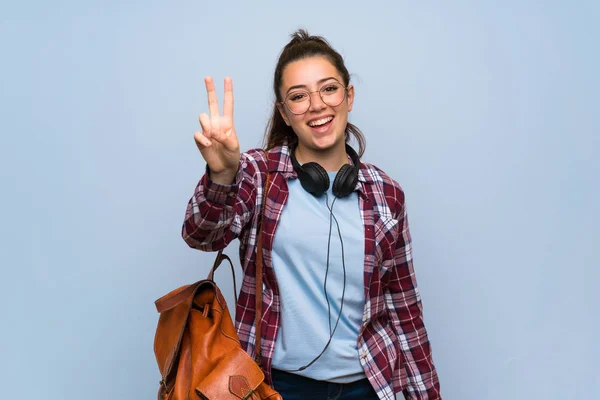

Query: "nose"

xmin=308 ymin=91 xmax=326 ymax=112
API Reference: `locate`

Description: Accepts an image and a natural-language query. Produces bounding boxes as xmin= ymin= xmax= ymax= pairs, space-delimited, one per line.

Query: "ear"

xmin=277 ymin=103 xmax=291 ymax=126
xmin=346 ymin=85 xmax=355 ymax=112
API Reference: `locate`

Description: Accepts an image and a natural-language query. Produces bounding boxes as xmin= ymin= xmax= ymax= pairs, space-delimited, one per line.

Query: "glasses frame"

xmin=280 ymin=80 xmax=349 ymax=115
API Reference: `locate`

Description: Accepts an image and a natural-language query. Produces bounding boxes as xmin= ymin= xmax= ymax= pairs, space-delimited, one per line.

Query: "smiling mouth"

xmin=308 ymin=116 xmax=334 ymax=127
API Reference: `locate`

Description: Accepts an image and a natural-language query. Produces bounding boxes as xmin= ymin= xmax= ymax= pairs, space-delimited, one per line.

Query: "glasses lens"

xmin=285 ymin=91 xmax=310 ymax=114
xmin=320 ymin=82 xmax=345 ymax=107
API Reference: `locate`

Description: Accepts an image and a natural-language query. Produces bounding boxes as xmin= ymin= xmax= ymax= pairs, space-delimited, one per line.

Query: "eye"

xmin=288 ymin=92 xmax=308 ymax=102
xmin=321 ymin=84 xmax=340 ymax=93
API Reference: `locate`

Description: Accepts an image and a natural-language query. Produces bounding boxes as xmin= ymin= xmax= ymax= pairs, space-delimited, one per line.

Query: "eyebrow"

xmin=285 ymin=77 xmax=340 ymax=94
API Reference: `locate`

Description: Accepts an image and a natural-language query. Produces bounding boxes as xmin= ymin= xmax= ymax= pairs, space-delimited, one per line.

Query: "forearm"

xmin=387 ymin=293 xmax=441 ymax=399
xmin=182 ymin=157 xmax=257 ymax=250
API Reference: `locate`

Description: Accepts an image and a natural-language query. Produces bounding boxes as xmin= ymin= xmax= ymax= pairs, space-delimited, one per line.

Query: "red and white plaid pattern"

xmin=182 ymin=143 xmax=441 ymax=400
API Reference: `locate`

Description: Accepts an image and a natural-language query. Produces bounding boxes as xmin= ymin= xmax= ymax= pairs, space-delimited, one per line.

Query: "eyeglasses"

xmin=280 ymin=81 xmax=348 ymax=115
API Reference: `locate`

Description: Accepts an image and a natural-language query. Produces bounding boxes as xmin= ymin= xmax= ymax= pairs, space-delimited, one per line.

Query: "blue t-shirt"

xmin=271 ymin=171 xmax=367 ymax=383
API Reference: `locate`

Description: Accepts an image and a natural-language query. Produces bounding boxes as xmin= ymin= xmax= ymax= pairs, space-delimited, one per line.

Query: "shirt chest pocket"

xmin=373 ymin=215 xmax=400 ymax=266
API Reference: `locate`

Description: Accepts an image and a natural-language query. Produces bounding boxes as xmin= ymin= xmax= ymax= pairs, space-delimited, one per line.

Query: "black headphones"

xmin=289 ymin=143 xmax=360 ymax=198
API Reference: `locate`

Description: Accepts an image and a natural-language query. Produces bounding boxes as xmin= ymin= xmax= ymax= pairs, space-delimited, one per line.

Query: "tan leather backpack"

xmin=153 ymin=251 xmax=281 ymax=400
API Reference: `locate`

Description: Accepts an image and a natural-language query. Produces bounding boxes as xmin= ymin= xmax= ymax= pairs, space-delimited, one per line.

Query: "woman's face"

xmin=277 ymin=56 xmax=354 ymax=155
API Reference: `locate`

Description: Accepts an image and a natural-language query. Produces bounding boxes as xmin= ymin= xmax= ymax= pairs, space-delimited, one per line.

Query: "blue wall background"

xmin=1 ymin=1 xmax=598 ymax=399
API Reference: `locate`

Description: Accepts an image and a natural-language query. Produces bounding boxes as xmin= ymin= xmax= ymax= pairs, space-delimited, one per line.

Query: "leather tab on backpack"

xmin=228 ymin=375 xmax=253 ymax=399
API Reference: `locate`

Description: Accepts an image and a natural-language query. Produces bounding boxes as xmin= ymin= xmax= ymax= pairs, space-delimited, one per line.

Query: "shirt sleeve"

xmin=181 ymin=151 xmax=263 ymax=252
xmin=385 ymin=203 xmax=442 ymax=400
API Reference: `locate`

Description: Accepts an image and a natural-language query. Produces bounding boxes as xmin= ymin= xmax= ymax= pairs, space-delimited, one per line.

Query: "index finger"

xmin=223 ymin=77 xmax=234 ymax=120
xmin=204 ymin=76 xmax=220 ymax=118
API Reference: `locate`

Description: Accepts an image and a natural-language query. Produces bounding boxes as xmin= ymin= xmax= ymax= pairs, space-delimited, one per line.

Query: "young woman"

xmin=182 ymin=30 xmax=441 ymax=400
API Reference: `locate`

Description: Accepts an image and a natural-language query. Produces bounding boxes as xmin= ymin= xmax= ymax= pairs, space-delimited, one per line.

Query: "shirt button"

xmin=360 ymin=352 xmax=367 ymax=360
xmin=227 ymin=192 xmax=236 ymax=197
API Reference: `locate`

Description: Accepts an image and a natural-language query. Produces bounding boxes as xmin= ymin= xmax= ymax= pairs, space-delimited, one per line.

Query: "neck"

xmin=294 ymin=142 xmax=348 ymax=172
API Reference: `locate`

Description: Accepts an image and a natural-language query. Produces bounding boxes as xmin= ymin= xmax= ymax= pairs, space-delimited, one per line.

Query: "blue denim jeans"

xmin=271 ymin=369 xmax=380 ymax=400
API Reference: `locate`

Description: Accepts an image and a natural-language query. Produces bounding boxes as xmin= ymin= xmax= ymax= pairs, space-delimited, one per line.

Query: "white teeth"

xmin=308 ymin=116 xmax=333 ymax=127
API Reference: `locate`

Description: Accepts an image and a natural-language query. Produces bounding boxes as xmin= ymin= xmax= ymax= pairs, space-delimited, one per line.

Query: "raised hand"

xmin=194 ymin=76 xmax=240 ymax=183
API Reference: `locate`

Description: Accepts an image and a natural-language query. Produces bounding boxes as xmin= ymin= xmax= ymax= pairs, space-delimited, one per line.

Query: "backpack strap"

xmin=207 ymin=250 xmax=238 ymax=305
xmin=255 ymin=161 xmax=272 ymax=365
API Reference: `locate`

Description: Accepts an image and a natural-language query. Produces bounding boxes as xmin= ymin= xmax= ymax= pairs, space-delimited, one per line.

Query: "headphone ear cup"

xmin=332 ymin=164 xmax=358 ymax=198
xmin=299 ymin=162 xmax=330 ymax=196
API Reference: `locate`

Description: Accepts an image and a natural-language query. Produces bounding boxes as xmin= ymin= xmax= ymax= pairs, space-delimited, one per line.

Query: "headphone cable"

xmin=295 ymin=194 xmax=347 ymax=371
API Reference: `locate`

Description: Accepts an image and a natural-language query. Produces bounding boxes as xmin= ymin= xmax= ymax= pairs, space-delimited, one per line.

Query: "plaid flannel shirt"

xmin=182 ymin=143 xmax=441 ymax=400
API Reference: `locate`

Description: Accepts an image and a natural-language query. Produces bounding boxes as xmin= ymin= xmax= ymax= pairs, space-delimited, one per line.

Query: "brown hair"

xmin=262 ymin=29 xmax=366 ymax=157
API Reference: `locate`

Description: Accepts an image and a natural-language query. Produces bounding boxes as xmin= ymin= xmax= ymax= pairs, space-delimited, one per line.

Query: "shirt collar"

xmin=265 ymin=142 xmax=375 ymax=187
